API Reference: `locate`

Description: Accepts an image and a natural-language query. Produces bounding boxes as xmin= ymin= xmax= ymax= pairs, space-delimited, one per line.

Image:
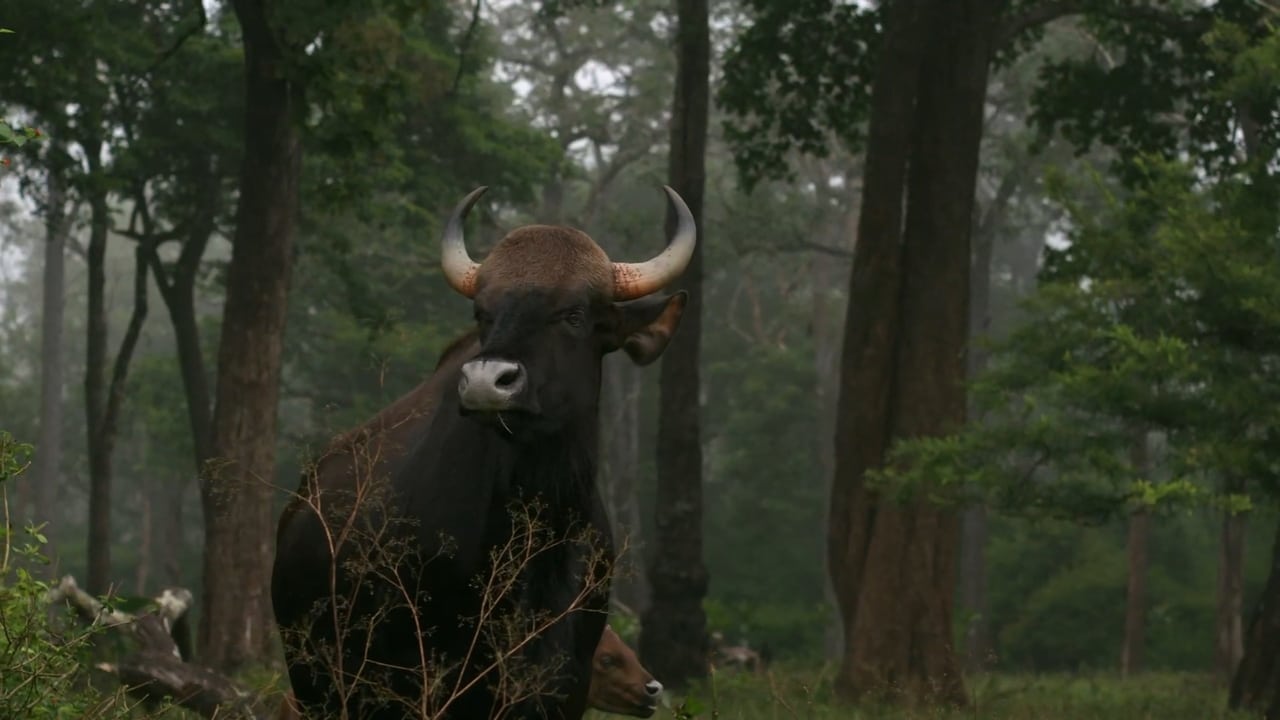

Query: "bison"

xmin=271 ymin=186 xmax=695 ymax=720
xmin=275 ymin=626 xmax=661 ymax=720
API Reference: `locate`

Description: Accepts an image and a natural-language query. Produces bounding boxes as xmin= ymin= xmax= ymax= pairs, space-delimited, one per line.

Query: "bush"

xmin=0 ymin=431 xmax=133 ymax=719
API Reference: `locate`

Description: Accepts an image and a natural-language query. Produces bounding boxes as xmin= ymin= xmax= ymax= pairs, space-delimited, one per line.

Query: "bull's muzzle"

xmin=458 ymin=358 xmax=526 ymax=412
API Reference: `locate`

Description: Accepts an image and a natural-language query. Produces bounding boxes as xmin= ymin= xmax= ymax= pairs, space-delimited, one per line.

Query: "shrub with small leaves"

xmin=0 ymin=432 xmax=132 ymax=719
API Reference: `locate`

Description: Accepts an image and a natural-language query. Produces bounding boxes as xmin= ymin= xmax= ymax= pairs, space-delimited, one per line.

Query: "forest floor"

xmin=585 ymin=668 xmax=1256 ymax=720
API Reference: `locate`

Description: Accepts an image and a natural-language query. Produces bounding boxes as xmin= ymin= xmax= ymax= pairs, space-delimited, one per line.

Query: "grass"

xmin=583 ymin=665 xmax=1260 ymax=720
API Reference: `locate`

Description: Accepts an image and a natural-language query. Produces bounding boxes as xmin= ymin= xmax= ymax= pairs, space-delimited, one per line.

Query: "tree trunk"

xmin=827 ymin=0 xmax=997 ymax=705
xmin=1120 ymin=434 xmax=1150 ymax=678
xmin=639 ymin=0 xmax=710 ymax=688
xmin=85 ymin=178 xmax=112 ymax=596
xmin=1120 ymin=510 xmax=1149 ymax=677
xmin=1229 ymin=518 xmax=1280 ymax=718
xmin=156 ymin=477 xmax=189 ymax=588
xmin=960 ymin=203 xmax=995 ymax=674
xmin=601 ymin=355 xmax=650 ymax=614
xmin=198 ymin=0 xmax=302 ymax=672
xmin=145 ymin=158 xmax=218 ymax=468
xmin=813 ymin=198 xmax=854 ymax=662
xmin=1216 ymin=503 xmax=1247 ymax=681
xmin=135 ymin=484 xmax=153 ymax=595
xmin=35 ymin=152 xmax=69 ymax=569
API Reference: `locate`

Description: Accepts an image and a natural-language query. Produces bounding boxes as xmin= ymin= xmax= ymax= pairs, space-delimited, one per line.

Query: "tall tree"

xmin=198 ymin=0 xmax=303 ymax=669
xmin=640 ymin=0 xmax=711 ymax=687
xmin=34 ymin=143 xmax=71 ymax=570
xmin=824 ymin=0 xmax=999 ymax=702
xmin=1120 ymin=434 xmax=1150 ymax=677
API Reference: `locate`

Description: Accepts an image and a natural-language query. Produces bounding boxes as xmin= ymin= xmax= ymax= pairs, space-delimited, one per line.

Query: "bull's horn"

xmin=441 ymin=186 xmax=488 ymax=298
xmin=612 ymin=185 xmax=697 ymax=300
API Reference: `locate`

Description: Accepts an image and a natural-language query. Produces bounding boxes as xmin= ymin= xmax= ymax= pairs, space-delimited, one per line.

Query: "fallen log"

xmin=46 ymin=575 xmax=263 ymax=720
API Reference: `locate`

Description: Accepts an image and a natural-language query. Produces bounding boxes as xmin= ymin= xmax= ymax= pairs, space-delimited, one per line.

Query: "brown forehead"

xmin=474 ymin=225 xmax=612 ymax=298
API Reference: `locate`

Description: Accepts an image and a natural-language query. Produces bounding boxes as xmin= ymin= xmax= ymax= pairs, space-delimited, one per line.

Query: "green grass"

xmin=584 ymin=666 xmax=1260 ymax=720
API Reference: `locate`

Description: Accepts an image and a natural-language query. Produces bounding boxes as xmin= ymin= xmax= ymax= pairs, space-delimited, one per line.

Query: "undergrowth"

xmin=585 ymin=665 xmax=1259 ymax=720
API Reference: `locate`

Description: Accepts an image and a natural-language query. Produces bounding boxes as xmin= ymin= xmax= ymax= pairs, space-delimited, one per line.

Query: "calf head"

xmin=588 ymin=625 xmax=663 ymax=718
xmin=442 ymin=186 xmax=694 ymax=438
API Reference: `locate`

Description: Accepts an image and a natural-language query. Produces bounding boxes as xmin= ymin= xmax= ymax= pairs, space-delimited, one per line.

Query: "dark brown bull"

xmin=271 ymin=186 xmax=695 ymax=720
xmin=275 ymin=626 xmax=661 ymax=720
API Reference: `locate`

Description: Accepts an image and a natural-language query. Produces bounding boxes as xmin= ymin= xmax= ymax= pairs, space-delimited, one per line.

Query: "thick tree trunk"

xmin=1229 ymin=519 xmax=1280 ymax=718
xmin=639 ymin=0 xmax=710 ymax=688
xmin=1216 ymin=505 xmax=1247 ymax=681
xmin=827 ymin=0 xmax=997 ymax=705
xmin=198 ymin=0 xmax=302 ymax=672
xmin=35 ymin=155 xmax=69 ymax=569
xmin=601 ymin=355 xmax=650 ymax=614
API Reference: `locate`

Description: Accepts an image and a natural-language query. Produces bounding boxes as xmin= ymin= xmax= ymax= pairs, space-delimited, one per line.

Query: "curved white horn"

xmin=612 ymin=185 xmax=697 ymax=300
xmin=441 ymin=186 xmax=488 ymax=298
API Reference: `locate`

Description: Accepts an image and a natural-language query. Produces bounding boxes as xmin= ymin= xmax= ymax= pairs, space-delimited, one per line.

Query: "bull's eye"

xmin=560 ymin=307 xmax=586 ymax=328
xmin=600 ymin=654 xmax=618 ymax=668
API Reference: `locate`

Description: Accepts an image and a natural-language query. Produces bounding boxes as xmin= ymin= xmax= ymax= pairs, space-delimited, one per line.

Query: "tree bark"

xmin=1120 ymin=434 xmax=1150 ymax=678
xmin=144 ymin=157 xmax=218 ymax=468
xmin=85 ymin=160 xmax=151 ymax=598
xmin=827 ymin=0 xmax=998 ymax=705
xmin=1229 ymin=518 xmax=1280 ymax=718
xmin=1120 ymin=510 xmax=1149 ymax=677
xmin=639 ymin=0 xmax=710 ymax=688
xmin=35 ymin=150 xmax=69 ymax=569
xmin=1216 ymin=501 xmax=1247 ymax=681
xmin=198 ymin=0 xmax=302 ymax=672
xmin=813 ymin=191 xmax=855 ymax=662
xmin=959 ymin=186 xmax=996 ymax=675
xmin=85 ymin=174 xmax=113 ymax=596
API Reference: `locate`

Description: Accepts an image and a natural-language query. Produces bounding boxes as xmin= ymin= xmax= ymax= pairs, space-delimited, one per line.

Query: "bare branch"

xmin=146 ymin=0 xmax=209 ymax=74
xmin=452 ymin=0 xmax=486 ymax=95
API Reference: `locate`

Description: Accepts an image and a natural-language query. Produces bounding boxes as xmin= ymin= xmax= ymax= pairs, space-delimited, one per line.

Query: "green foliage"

xmin=719 ymin=2 xmax=880 ymax=188
xmin=0 ymin=432 xmax=132 ymax=719
xmin=873 ymin=149 xmax=1280 ymax=519
xmin=0 ymin=27 xmax=42 ymax=162
xmin=1030 ymin=2 xmax=1279 ymax=182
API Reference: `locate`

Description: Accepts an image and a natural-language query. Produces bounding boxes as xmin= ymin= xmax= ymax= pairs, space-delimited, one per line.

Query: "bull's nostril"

xmin=495 ymin=367 xmax=521 ymax=388
xmin=644 ymin=680 xmax=663 ymax=696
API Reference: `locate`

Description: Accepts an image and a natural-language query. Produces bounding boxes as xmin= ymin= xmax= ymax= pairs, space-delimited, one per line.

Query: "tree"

xmin=33 ymin=143 xmax=71 ymax=571
xmin=196 ymin=0 xmax=305 ymax=669
xmin=639 ymin=0 xmax=711 ymax=687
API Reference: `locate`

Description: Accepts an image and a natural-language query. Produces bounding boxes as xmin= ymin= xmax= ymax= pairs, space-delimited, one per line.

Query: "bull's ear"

xmin=605 ymin=291 xmax=688 ymax=366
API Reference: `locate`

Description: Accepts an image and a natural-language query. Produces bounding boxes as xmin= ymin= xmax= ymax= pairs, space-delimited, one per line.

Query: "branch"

xmin=115 ymin=223 xmax=190 ymax=244
xmin=47 ymin=576 xmax=260 ymax=720
xmin=452 ymin=0 xmax=485 ymax=95
xmin=997 ymin=2 xmax=1212 ymax=50
xmin=147 ymin=0 xmax=209 ymax=74
xmin=99 ymin=244 xmax=150 ymax=446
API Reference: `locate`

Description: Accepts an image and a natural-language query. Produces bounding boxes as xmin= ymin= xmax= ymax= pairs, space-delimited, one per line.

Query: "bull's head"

xmin=441 ymin=186 xmax=693 ymax=437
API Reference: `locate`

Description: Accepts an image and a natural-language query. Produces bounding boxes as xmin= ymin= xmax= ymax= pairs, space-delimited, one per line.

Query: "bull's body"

xmin=272 ymin=186 xmax=695 ymax=720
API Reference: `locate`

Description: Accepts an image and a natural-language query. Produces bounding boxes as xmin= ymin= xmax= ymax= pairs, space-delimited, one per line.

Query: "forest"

xmin=2 ymin=0 xmax=1279 ymax=718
